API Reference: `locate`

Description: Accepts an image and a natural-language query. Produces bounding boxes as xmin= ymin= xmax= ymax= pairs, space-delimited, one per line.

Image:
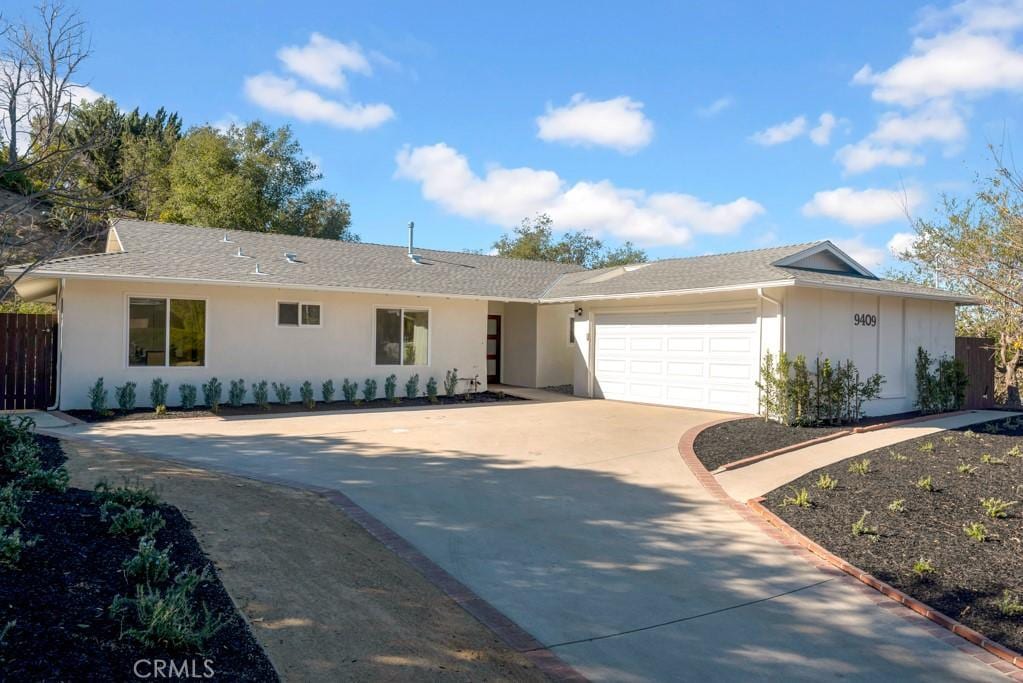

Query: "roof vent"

xmin=251 ymin=263 xmax=265 ymax=275
xmin=234 ymin=246 xmax=250 ymax=258
xmin=284 ymin=252 xmax=299 ymax=263
xmin=221 ymin=233 xmax=233 ymax=243
xmin=407 ymin=221 xmax=421 ymax=264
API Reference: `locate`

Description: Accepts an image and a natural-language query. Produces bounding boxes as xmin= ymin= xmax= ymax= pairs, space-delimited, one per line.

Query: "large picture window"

xmin=375 ymin=308 xmax=429 ymax=366
xmin=128 ymin=297 xmax=206 ymax=367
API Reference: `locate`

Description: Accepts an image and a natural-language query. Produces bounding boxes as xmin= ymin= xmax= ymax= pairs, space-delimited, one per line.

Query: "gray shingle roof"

xmin=7 ymin=219 xmax=974 ymax=304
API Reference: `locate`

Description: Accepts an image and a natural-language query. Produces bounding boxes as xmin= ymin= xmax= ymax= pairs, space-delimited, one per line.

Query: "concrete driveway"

xmin=52 ymin=396 xmax=1001 ymax=682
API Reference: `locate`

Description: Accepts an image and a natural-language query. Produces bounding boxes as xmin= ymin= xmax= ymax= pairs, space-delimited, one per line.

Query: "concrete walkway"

xmin=717 ymin=410 xmax=1016 ymax=502
xmin=42 ymin=398 xmax=1004 ymax=682
xmin=0 ymin=409 xmax=78 ymax=430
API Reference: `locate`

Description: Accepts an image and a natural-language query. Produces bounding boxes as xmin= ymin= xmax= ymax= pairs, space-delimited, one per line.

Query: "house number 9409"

xmin=853 ymin=313 xmax=877 ymax=327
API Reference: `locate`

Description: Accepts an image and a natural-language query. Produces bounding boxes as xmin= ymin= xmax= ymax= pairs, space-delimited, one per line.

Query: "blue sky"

xmin=13 ymin=0 xmax=1023 ymax=269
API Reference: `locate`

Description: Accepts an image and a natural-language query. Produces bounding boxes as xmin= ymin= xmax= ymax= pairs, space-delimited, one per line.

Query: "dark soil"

xmin=693 ymin=412 xmax=921 ymax=471
xmin=67 ymin=390 xmax=522 ymax=423
xmin=763 ymin=415 xmax=1023 ymax=655
xmin=0 ymin=436 xmax=278 ymax=681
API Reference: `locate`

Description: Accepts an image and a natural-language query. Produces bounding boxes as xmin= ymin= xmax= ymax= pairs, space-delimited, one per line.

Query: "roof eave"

xmin=790 ymin=277 xmax=981 ymax=304
xmin=539 ymin=280 xmax=796 ymax=303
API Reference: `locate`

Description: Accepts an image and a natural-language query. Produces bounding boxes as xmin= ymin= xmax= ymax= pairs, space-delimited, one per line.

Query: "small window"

xmin=128 ymin=297 xmax=205 ymax=367
xmin=569 ymin=317 xmax=575 ymax=345
xmin=375 ymin=308 xmax=429 ymax=366
xmin=278 ymin=301 xmax=320 ymax=327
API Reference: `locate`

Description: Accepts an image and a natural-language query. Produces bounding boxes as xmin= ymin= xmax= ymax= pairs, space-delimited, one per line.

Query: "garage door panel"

xmin=666 ymin=361 xmax=703 ymax=378
xmin=667 ymin=337 xmax=703 ymax=352
xmin=597 ymin=337 xmax=626 ymax=352
xmin=628 ymin=382 xmax=664 ymax=399
xmin=630 ymin=337 xmax=663 ymax=351
xmin=666 ymin=385 xmax=705 ymax=404
xmin=709 ymin=387 xmax=752 ymax=408
xmin=630 ymin=360 xmax=663 ymax=375
xmin=709 ymin=362 xmax=750 ymax=380
xmin=596 ymin=358 xmax=627 ymax=373
xmin=708 ymin=336 xmax=751 ymax=353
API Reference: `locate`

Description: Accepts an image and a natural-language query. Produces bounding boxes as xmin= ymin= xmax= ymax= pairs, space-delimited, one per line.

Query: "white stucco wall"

xmin=499 ymin=302 xmax=538 ymax=387
xmin=783 ymin=287 xmax=955 ymax=415
xmin=536 ymin=303 xmax=575 ymax=388
xmin=57 ymin=279 xmax=488 ymax=409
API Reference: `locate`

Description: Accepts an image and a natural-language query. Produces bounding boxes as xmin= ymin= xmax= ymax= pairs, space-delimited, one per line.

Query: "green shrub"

xmin=202 ymin=378 xmax=223 ymax=413
xmin=0 ymin=484 xmax=28 ymax=527
xmin=816 ymin=473 xmax=838 ymax=490
xmin=321 ymin=379 xmax=335 ymax=403
xmin=443 ymin=369 xmax=459 ymax=396
xmin=851 ymin=511 xmax=878 ymax=539
xmin=426 ymin=377 xmax=439 ymax=403
xmin=405 ymin=374 xmax=420 ymax=399
xmin=300 ymin=381 xmax=315 ymax=409
xmin=1007 ymin=444 xmax=1022 ymax=458
xmin=756 ymin=352 xmax=883 ymax=426
xmin=384 ymin=374 xmax=398 ymax=403
xmin=782 ymin=487 xmax=812 ymax=508
xmin=915 ymin=347 xmax=967 ymax=413
xmin=889 ymin=450 xmax=909 ymax=462
xmin=362 ymin=379 xmax=377 ymax=402
xmin=150 ymin=378 xmax=169 ymax=412
xmin=89 ymin=378 xmax=109 ymax=414
xmin=0 ymin=527 xmax=34 ymax=567
xmin=0 ymin=415 xmax=35 ymax=453
xmin=980 ymin=497 xmax=1016 ymax=519
xmin=24 ymin=465 xmax=69 ymax=493
xmin=957 ymin=462 xmax=977 ymax=475
xmin=94 ymin=478 xmax=160 ymax=508
xmin=918 ymin=441 xmax=934 ymax=453
xmin=110 ymin=566 xmax=223 ymax=650
xmin=888 ymin=499 xmax=906 ymax=513
xmin=115 ymin=382 xmax=137 ymax=412
xmin=848 ymin=458 xmax=871 ymax=476
xmin=178 ymin=384 xmax=197 ymax=410
xmin=123 ymin=537 xmax=172 ymax=586
xmin=341 ymin=379 xmax=358 ymax=402
xmin=104 ymin=504 xmax=166 ymax=538
xmin=963 ymin=522 xmax=988 ymax=542
xmin=271 ymin=382 xmax=291 ymax=405
xmin=997 ymin=590 xmax=1023 ymax=617
xmin=912 ymin=557 xmax=935 ymax=578
xmin=228 ymin=379 xmax=246 ymax=407
xmin=980 ymin=453 xmax=1006 ymax=465
xmin=252 ymin=381 xmax=269 ymax=410
xmin=916 ymin=475 xmax=934 ymax=491
xmin=1 ymin=440 xmax=42 ymax=479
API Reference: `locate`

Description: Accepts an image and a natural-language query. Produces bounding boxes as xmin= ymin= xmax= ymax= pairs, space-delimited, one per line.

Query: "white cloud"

xmin=869 ymin=99 xmax=967 ymax=145
xmin=536 ymin=94 xmax=653 ymax=153
xmin=831 ymin=235 xmax=887 ymax=271
xmin=394 ymin=143 xmax=764 ymax=246
xmin=834 ymin=140 xmax=924 ymax=174
xmin=749 ymin=115 xmax=807 ymax=145
xmin=244 ymin=73 xmax=394 ymax=130
xmin=696 ymin=96 xmax=733 ymax=118
xmin=277 ymin=33 xmax=371 ymax=90
xmin=809 ymin=112 xmax=838 ymax=146
xmin=887 ymin=231 xmax=919 ymax=256
xmin=802 ymin=186 xmax=924 ymax=226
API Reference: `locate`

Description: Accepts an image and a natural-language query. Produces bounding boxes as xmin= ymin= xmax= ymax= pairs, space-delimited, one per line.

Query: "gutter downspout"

xmin=757 ymin=287 xmax=783 ymax=415
xmin=47 ymin=278 xmax=65 ymax=411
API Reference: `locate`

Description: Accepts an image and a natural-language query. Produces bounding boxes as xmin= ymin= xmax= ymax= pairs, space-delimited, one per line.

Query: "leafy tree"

xmin=120 ymin=107 xmax=182 ymax=220
xmin=492 ymin=213 xmax=646 ymax=268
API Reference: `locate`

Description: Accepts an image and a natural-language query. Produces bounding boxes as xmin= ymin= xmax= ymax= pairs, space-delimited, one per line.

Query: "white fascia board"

xmin=790 ymin=278 xmax=980 ymax=304
xmin=538 ymin=280 xmax=796 ymax=303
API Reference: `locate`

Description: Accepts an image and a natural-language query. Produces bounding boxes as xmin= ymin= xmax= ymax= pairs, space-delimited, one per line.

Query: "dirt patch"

xmin=0 ymin=436 xmax=276 ymax=681
xmin=693 ymin=413 xmax=921 ymax=471
xmin=63 ymin=440 xmax=548 ymax=682
xmin=763 ymin=416 xmax=1023 ymax=655
xmin=66 ymin=391 xmax=522 ymax=423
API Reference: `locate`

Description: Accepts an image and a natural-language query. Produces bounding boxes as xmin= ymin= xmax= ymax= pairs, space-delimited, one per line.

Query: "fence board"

xmin=955 ymin=336 xmax=995 ymax=410
xmin=0 ymin=313 xmax=58 ymax=410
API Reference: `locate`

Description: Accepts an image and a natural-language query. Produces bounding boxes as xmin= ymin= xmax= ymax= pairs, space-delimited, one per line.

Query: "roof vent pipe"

xmin=221 ymin=233 xmax=233 ymax=243
xmin=407 ymin=221 xmax=422 ymax=264
xmin=285 ymin=252 xmax=298 ymax=263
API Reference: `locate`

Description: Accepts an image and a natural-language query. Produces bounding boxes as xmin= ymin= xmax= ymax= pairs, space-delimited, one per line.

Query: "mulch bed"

xmin=66 ymin=390 xmax=522 ymax=423
xmin=0 ymin=436 xmax=278 ymax=681
xmin=763 ymin=415 xmax=1023 ymax=656
xmin=692 ymin=412 xmax=921 ymax=471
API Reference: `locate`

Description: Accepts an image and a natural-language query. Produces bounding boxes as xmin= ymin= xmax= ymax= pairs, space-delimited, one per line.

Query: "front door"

xmin=486 ymin=315 xmax=501 ymax=384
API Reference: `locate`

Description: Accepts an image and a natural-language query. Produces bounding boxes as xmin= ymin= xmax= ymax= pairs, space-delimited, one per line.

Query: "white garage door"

xmin=593 ymin=308 xmax=759 ymax=413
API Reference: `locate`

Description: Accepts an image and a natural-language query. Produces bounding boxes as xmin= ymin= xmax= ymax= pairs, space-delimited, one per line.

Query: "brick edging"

xmin=747 ymin=497 xmax=1023 ymax=671
xmin=45 ymin=430 xmax=587 ymax=683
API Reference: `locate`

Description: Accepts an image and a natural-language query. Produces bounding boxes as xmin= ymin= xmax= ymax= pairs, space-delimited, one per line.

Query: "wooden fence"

xmin=955 ymin=336 xmax=995 ymax=410
xmin=1 ymin=313 xmax=58 ymax=410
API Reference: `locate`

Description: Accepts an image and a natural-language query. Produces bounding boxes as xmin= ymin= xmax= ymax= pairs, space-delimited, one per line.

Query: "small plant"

xmin=912 ymin=557 xmax=935 ymax=578
xmin=405 ymin=374 xmax=420 ymax=399
xmin=124 ymin=537 xmax=172 ymax=585
xmin=384 ymin=374 xmax=398 ymax=403
xmin=300 ymin=381 xmax=315 ymax=410
xmin=980 ymin=497 xmax=1016 ymax=519
xmin=202 ymin=378 xmax=223 ymax=413
xmin=341 ymin=379 xmax=358 ymax=402
xmin=426 ymin=377 xmax=439 ymax=403
xmin=362 ymin=379 xmax=377 ymax=402
xmin=0 ymin=527 xmax=34 ymax=567
xmin=957 ymin=462 xmax=977 ymax=476
xmin=444 ymin=368 xmax=459 ymax=396
xmin=963 ymin=522 xmax=988 ymax=542
xmin=782 ymin=487 xmax=812 ymax=508
xmin=0 ymin=620 xmax=13 ymax=647
xmin=1 ymin=440 xmax=42 ymax=479
xmin=115 ymin=382 xmax=137 ymax=412
xmin=110 ymin=566 xmax=224 ymax=650
xmin=228 ymin=379 xmax=246 ymax=407
xmin=150 ymin=378 xmax=169 ymax=412
xmin=918 ymin=441 xmax=934 ymax=453
xmin=816 ymin=473 xmax=838 ymax=490
xmin=321 ymin=379 xmax=335 ymax=403
xmin=24 ymin=465 xmax=69 ymax=493
xmin=996 ymin=590 xmax=1023 ymax=617
xmin=888 ymin=450 xmax=909 ymax=462
xmin=982 ymin=422 xmax=999 ymax=434
xmin=848 ymin=458 xmax=871 ymax=476
xmin=104 ymin=504 xmax=166 ymax=538
xmin=888 ymin=499 xmax=906 ymax=513
xmin=942 ymin=435 xmax=955 ymax=444
xmin=916 ymin=475 xmax=934 ymax=492
xmin=252 ymin=381 xmax=270 ymax=410
xmin=980 ymin=453 xmax=1006 ymax=465
xmin=88 ymin=377 xmax=110 ymax=414
xmin=0 ymin=483 xmax=28 ymax=527
xmin=178 ymin=384 xmax=197 ymax=410
xmin=851 ymin=511 xmax=878 ymax=539
xmin=963 ymin=429 xmax=978 ymax=439
xmin=271 ymin=382 xmax=292 ymax=405
xmin=1007 ymin=445 xmax=1022 ymax=458
xmin=95 ymin=478 xmax=160 ymax=508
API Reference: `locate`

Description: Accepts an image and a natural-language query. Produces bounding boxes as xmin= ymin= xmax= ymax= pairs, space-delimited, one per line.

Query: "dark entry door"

xmin=486 ymin=315 xmax=501 ymax=384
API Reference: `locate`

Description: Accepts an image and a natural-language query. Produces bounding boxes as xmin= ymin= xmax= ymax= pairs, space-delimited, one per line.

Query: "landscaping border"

xmin=677 ymin=418 xmax=1023 ymax=678
xmin=42 ymin=429 xmax=587 ymax=683
xmin=748 ymin=496 xmax=1023 ymax=672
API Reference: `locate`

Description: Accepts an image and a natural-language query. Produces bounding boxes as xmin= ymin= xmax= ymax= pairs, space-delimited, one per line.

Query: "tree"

xmin=119 ymin=106 xmax=181 ymax=219
xmin=895 ymin=149 xmax=1023 ymax=403
xmin=492 ymin=213 xmax=647 ymax=268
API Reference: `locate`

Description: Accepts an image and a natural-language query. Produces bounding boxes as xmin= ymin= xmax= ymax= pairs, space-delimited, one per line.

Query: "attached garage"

xmin=593 ymin=308 xmax=759 ymax=413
